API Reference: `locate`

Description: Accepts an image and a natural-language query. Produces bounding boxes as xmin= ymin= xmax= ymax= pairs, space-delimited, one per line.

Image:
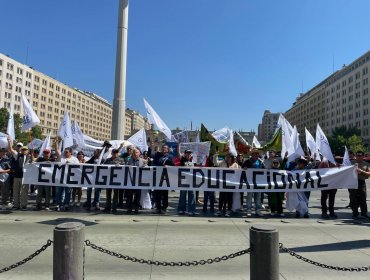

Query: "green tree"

xmin=0 ymin=107 xmax=43 ymax=145
xmin=328 ymin=125 xmax=366 ymax=155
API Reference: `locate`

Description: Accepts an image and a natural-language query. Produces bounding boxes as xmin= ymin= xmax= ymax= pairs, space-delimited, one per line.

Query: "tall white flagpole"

xmin=112 ymin=0 xmax=129 ymax=140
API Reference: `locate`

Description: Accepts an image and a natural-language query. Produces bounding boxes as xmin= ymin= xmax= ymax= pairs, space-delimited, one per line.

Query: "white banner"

xmin=23 ymin=163 xmax=358 ymax=192
xmin=180 ymin=142 xmax=211 ymax=165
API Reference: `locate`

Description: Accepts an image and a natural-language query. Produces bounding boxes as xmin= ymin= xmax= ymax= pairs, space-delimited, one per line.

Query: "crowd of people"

xmin=0 ymin=137 xmax=369 ymax=219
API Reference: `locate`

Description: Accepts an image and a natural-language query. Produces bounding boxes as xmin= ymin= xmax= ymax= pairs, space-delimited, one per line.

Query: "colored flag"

xmin=21 ymin=94 xmax=40 ymax=131
xmin=200 ymin=123 xmax=229 ymax=156
xmin=212 ymin=127 xmax=237 ymax=156
xmin=261 ymin=128 xmax=282 ymax=152
xmin=144 ymin=98 xmax=172 ymax=140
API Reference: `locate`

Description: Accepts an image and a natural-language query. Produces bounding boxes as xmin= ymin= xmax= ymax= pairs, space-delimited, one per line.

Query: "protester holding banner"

xmin=35 ymin=149 xmax=54 ymax=211
xmin=71 ymin=151 xmax=85 ymax=207
xmin=0 ymin=148 xmax=12 ymax=210
xmin=103 ymin=149 xmax=123 ymax=214
xmin=213 ymin=153 xmax=236 ymax=217
xmin=126 ymin=148 xmax=146 ymax=214
xmin=7 ymin=136 xmax=33 ymax=210
xmin=177 ymin=149 xmax=197 ymax=216
xmin=153 ymin=145 xmax=174 ymax=214
xmin=268 ymin=156 xmax=287 ymax=217
xmin=350 ymin=151 xmax=369 ymax=218
xmin=85 ymin=149 xmax=103 ymax=211
xmin=319 ymin=160 xmax=338 ymax=219
xmin=243 ymin=149 xmax=264 ymax=217
xmin=55 ymin=146 xmax=78 ymax=211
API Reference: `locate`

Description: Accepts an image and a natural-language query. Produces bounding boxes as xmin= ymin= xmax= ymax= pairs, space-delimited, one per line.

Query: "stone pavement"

xmin=0 ymin=186 xmax=370 ymax=279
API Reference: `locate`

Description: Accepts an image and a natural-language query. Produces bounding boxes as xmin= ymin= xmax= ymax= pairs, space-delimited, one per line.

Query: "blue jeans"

xmin=203 ymin=191 xmax=215 ymax=212
xmin=177 ymin=191 xmax=196 ymax=213
xmin=86 ymin=188 xmax=101 ymax=207
xmin=56 ymin=187 xmax=71 ymax=207
xmin=246 ymin=192 xmax=261 ymax=211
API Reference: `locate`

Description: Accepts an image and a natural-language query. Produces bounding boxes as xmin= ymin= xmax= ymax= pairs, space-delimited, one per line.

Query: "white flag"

xmin=252 ymin=135 xmax=261 ymax=148
xmin=291 ymin=126 xmax=305 ymax=158
xmin=39 ymin=132 xmax=51 ymax=156
xmin=305 ymin=128 xmax=319 ymax=160
xmin=97 ymin=147 xmax=106 ymax=165
xmin=195 ymin=132 xmax=200 ymax=143
xmin=342 ymin=146 xmax=351 ymax=166
xmin=281 ymin=116 xmax=295 ymax=158
xmin=212 ymin=127 xmax=237 ymax=156
xmin=128 ymin=128 xmax=148 ymax=153
xmin=71 ymin=121 xmax=85 ymax=147
xmin=22 ymin=94 xmax=40 ymax=131
xmin=316 ymin=124 xmax=336 ymax=165
xmin=144 ymin=98 xmax=172 ymax=140
xmin=58 ymin=111 xmax=73 ymax=148
xmin=7 ymin=108 xmax=15 ymax=142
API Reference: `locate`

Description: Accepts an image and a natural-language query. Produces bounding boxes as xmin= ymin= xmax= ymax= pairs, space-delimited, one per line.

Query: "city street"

xmin=1 ymin=185 xmax=370 ymax=279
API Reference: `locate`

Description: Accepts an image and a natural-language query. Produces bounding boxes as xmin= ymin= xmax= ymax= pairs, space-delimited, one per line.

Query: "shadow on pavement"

xmin=37 ymin=217 xmax=99 ymax=227
xmin=285 ymin=239 xmax=370 ymax=252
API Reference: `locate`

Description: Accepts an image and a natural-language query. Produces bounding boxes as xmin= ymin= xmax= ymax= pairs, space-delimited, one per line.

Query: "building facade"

xmin=258 ymin=110 xmax=280 ymax=143
xmin=0 ymin=53 xmax=115 ymax=140
xmin=285 ymin=50 xmax=370 ymax=145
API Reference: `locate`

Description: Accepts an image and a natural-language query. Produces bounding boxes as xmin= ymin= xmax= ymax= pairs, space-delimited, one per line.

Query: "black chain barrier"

xmin=279 ymin=243 xmax=370 ymax=272
xmin=0 ymin=239 xmax=53 ymax=273
xmin=84 ymin=240 xmax=250 ymax=266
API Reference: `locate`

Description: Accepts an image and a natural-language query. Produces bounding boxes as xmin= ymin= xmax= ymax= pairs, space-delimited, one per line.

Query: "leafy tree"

xmin=328 ymin=125 xmax=366 ymax=156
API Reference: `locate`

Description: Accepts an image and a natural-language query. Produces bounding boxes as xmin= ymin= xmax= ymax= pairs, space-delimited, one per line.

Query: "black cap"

xmin=103 ymin=141 xmax=112 ymax=148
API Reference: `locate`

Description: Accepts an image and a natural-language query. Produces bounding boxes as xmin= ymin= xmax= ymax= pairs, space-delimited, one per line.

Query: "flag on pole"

xmin=212 ymin=127 xmax=237 ymax=156
xmin=21 ymin=94 xmax=40 ymax=131
xmin=128 ymin=128 xmax=148 ymax=153
xmin=143 ymin=98 xmax=172 ymax=140
xmin=200 ymin=123 xmax=229 ymax=156
xmin=305 ymin=128 xmax=319 ymax=160
xmin=316 ymin=124 xmax=336 ymax=165
xmin=252 ymin=135 xmax=261 ymax=148
xmin=71 ymin=121 xmax=85 ymax=147
xmin=261 ymin=128 xmax=282 ymax=152
xmin=290 ymin=126 xmax=305 ymax=159
xmin=97 ymin=147 xmax=106 ymax=165
xmin=7 ymin=108 xmax=15 ymax=142
xmin=281 ymin=116 xmax=295 ymax=158
xmin=342 ymin=146 xmax=351 ymax=166
xmin=58 ymin=111 xmax=73 ymax=148
xmin=39 ymin=132 xmax=51 ymax=156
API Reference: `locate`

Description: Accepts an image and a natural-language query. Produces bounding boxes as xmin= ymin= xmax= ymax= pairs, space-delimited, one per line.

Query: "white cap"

xmin=16 ymin=142 xmax=23 ymax=147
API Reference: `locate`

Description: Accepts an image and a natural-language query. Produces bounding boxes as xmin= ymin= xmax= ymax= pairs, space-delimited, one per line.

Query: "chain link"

xmin=0 ymin=239 xmax=53 ymax=273
xmin=85 ymin=240 xmax=250 ymax=267
xmin=279 ymin=243 xmax=370 ymax=272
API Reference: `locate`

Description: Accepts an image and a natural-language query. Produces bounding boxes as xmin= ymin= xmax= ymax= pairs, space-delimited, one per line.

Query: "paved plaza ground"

xmin=1 ymin=185 xmax=370 ymax=279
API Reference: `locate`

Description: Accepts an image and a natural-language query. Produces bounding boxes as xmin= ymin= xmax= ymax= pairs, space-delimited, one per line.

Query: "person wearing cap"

xmin=0 ymin=148 xmax=13 ymax=210
xmin=242 ymin=148 xmax=265 ymax=217
xmin=104 ymin=149 xmax=123 ymax=213
xmin=7 ymin=136 xmax=33 ymax=210
xmin=350 ymin=151 xmax=370 ymax=218
xmin=35 ymin=149 xmax=54 ymax=210
xmin=177 ymin=149 xmax=197 ymax=216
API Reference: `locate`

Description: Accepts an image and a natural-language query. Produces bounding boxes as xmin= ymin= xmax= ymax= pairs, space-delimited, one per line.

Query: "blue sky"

xmin=1 ymin=0 xmax=370 ymax=133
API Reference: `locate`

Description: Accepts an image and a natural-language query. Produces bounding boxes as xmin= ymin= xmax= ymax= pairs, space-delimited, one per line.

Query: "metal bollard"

xmin=250 ymin=225 xmax=279 ymax=280
xmin=53 ymin=222 xmax=85 ymax=280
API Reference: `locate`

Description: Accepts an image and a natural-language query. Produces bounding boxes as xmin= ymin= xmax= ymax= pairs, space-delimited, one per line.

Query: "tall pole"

xmin=111 ymin=0 xmax=129 ymax=140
